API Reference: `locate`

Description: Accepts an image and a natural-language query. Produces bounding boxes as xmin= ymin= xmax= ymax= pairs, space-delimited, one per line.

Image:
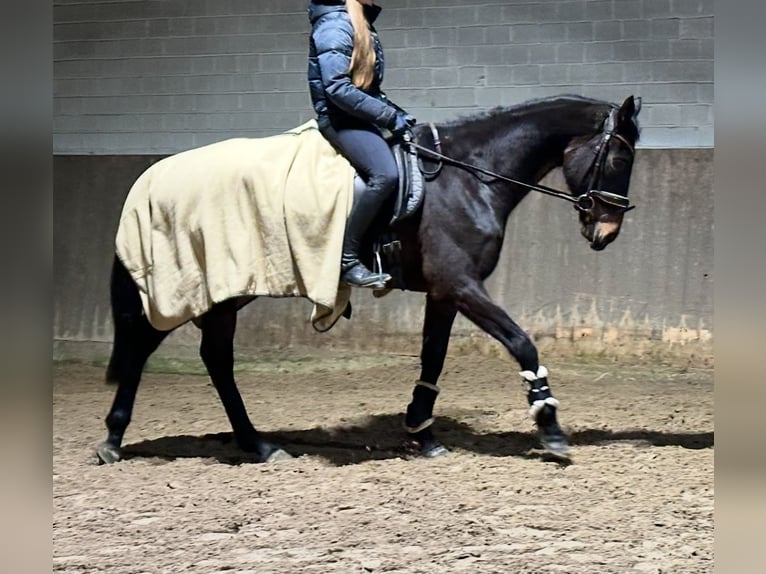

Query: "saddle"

xmin=351 ymin=125 xmax=442 ymax=291
xmin=352 ymin=135 xmax=425 ymax=225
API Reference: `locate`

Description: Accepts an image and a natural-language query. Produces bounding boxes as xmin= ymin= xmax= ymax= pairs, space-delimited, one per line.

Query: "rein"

xmin=404 ymin=108 xmax=636 ymax=214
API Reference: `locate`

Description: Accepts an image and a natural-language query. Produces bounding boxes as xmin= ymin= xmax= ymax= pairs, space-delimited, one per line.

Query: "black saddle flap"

xmin=390 ymin=140 xmax=425 ymax=224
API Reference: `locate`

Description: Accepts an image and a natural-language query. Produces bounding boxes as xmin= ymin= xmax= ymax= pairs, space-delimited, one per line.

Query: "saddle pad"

xmin=115 ymin=121 xmax=355 ymax=332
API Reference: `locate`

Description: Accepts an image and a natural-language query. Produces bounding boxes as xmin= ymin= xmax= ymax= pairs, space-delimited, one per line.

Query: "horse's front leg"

xmin=454 ymin=281 xmax=570 ymax=460
xmin=404 ymin=295 xmax=457 ymax=457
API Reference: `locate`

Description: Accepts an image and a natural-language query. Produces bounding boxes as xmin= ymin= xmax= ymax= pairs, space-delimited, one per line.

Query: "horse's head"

xmin=562 ymin=95 xmax=641 ymax=251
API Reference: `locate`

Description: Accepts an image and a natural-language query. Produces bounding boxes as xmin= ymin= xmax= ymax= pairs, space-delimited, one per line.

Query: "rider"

xmin=308 ymin=0 xmax=416 ymax=288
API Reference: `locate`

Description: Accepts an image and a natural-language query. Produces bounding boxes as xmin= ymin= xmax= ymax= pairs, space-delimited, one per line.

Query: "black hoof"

xmin=95 ymin=442 xmax=122 ymax=465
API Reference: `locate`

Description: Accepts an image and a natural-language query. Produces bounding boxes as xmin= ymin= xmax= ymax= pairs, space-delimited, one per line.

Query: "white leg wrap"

xmin=405 ymin=417 xmax=435 ymax=434
xmin=529 ymin=397 xmax=560 ymax=419
xmin=415 ymin=381 xmax=440 ymax=393
xmin=519 ymin=365 xmax=549 ymax=382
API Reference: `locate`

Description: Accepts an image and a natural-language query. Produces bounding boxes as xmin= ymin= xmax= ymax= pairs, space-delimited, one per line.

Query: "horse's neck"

xmin=439 ymin=104 xmax=601 ymax=214
xmin=439 ymin=115 xmax=563 ymax=212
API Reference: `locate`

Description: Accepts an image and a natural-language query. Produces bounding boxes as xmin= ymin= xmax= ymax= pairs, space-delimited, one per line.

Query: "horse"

xmin=96 ymin=94 xmax=641 ymax=465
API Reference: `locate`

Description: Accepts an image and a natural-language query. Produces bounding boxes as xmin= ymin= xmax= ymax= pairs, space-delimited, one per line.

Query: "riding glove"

xmin=391 ymin=113 xmax=417 ymax=133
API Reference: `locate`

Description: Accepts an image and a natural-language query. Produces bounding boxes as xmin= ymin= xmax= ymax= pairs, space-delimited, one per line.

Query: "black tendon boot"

xmin=340 ymin=186 xmax=392 ymax=289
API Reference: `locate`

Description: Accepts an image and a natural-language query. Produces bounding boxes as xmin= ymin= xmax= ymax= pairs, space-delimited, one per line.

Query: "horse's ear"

xmin=618 ymin=95 xmax=641 ymax=124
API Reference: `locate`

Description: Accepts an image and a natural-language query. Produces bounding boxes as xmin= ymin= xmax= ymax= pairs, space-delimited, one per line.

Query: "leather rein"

xmin=403 ymin=107 xmax=636 ymax=215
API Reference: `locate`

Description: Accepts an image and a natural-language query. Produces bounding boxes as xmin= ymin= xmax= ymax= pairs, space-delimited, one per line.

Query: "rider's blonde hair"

xmin=346 ymin=0 xmax=376 ymax=90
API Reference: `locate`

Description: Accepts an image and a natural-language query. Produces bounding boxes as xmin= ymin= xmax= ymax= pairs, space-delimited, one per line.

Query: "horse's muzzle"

xmin=589 ymin=220 xmax=622 ymax=250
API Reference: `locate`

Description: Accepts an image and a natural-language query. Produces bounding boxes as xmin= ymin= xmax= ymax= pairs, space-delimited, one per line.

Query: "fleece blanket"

xmin=115 ymin=120 xmax=355 ymax=332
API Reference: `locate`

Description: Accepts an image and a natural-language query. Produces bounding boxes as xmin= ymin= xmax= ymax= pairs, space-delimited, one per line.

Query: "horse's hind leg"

xmin=198 ymin=300 xmax=292 ymax=463
xmin=404 ymin=295 xmax=456 ymax=458
xmin=97 ymin=257 xmax=169 ymax=464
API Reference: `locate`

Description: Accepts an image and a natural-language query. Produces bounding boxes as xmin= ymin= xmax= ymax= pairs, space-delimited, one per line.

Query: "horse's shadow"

xmin=120 ymin=413 xmax=714 ymax=466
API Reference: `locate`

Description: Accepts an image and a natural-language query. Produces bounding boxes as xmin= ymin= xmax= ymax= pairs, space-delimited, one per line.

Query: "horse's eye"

xmin=610 ymin=156 xmax=629 ymax=170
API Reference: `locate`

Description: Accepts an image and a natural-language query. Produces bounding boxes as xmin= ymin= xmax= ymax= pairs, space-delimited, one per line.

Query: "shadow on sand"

xmin=120 ymin=413 xmax=714 ymax=467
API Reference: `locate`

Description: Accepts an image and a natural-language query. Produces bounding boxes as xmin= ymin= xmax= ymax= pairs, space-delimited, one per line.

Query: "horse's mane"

xmin=442 ymin=95 xmax=608 ymax=127
xmin=440 ymin=94 xmax=639 ymax=141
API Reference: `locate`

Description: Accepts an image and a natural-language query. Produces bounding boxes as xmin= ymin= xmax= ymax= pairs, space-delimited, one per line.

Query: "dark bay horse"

xmin=97 ymin=94 xmax=641 ymax=465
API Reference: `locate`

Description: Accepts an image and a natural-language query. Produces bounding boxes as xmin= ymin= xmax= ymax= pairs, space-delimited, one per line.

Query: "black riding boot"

xmin=341 ymin=187 xmax=392 ymax=289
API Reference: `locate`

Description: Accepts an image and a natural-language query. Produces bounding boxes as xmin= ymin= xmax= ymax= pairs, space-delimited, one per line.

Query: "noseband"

xmin=405 ymin=106 xmax=636 ymax=216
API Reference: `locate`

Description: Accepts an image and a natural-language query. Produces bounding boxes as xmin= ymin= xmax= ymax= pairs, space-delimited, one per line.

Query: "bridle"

xmin=404 ymin=106 xmax=637 ymax=216
xmin=574 ymin=106 xmax=636 ymax=215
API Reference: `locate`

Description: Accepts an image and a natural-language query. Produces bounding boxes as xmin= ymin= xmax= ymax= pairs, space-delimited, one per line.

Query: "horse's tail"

xmin=105 ymin=255 xmax=142 ymax=384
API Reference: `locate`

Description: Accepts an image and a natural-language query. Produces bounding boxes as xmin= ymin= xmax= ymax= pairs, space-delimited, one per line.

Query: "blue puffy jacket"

xmin=308 ymin=0 xmax=398 ymax=129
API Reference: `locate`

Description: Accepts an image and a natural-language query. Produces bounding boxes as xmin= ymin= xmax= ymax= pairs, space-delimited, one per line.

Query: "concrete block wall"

xmin=54 ymin=0 xmax=714 ymax=153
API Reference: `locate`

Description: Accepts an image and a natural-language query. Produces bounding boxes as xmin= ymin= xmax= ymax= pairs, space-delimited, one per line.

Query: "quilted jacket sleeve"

xmin=312 ymin=16 xmax=397 ymax=129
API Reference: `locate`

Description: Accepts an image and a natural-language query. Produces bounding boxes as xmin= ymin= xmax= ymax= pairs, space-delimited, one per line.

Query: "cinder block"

xmin=556 ymin=43 xmax=585 ymax=63
xmin=652 ymin=60 xmax=712 ymax=82
xmin=613 ymin=0 xmax=643 ymax=19
xmin=512 ymin=65 xmax=541 ymax=86
xmin=586 ymin=1 xmax=615 ymax=20
xmin=485 ymin=26 xmax=511 ymax=45
xmin=570 ymin=62 xmax=623 ymax=83
xmin=458 ymin=66 xmax=487 ymax=87
xmin=528 ymin=44 xmax=557 ymax=64
xmin=642 ymin=40 xmax=671 ymax=60
xmin=474 ymin=5 xmax=506 ymax=26
xmin=557 ymin=1 xmax=587 ymax=21
xmin=643 ymin=0 xmax=672 ymax=19
xmin=621 ymin=20 xmax=651 ymax=40
xmin=669 ymin=0 xmax=713 ymax=17
xmin=540 ymin=64 xmax=571 ymax=85
xmin=679 ymin=104 xmax=713 ymax=126
xmin=537 ymin=23 xmax=568 ymax=43
xmin=613 ymin=41 xmax=644 ymax=61
xmin=584 ymin=42 xmax=615 ymax=63
xmin=511 ymin=24 xmax=540 ymax=43
xmin=594 ymin=21 xmax=622 ymax=41
xmin=651 ymin=18 xmax=681 ymax=40
xmin=447 ymin=88 xmax=477 ymax=108
xmin=501 ymin=45 xmax=531 ymax=65
xmin=421 ymin=48 xmax=450 ymax=68
xmin=457 ymin=27 xmax=485 ymax=46
xmin=474 ymin=46 xmax=510 ymax=65
xmin=486 ymin=66 xmax=514 ymax=87
xmin=567 ymin=22 xmax=594 ymax=42
xmin=623 ymin=62 xmax=655 ymax=82
xmin=649 ymin=104 xmax=682 ymax=125
xmin=432 ymin=68 xmax=461 ymax=88
xmin=679 ymin=17 xmax=713 ymax=39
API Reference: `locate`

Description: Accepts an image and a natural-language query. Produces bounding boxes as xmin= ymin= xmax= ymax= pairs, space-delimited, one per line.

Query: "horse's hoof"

xmin=95 ymin=442 xmax=122 ymax=465
xmin=264 ymin=448 xmax=294 ymax=463
xmin=404 ymin=439 xmax=449 ymax=459
xmin=540 ymin=434 xmax=572 ymax=463
xmin=422 ymin=443 xmax=450 ymax=458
